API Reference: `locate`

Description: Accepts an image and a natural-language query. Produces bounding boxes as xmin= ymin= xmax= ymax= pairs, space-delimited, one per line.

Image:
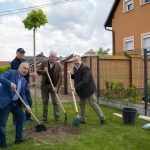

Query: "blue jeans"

xmin=0 ymin=101 xmax=25 ymax=145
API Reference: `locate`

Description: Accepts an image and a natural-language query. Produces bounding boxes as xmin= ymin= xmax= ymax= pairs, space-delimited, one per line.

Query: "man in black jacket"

xmin=71 ymin=54 xmax=106 ymax=125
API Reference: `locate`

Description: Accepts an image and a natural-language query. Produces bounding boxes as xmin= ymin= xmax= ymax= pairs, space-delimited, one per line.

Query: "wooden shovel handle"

xmin=15 ymin=90 xmax=40 ymax=124
xmin=44 ymin=67 xmax=66 ymax=113
xmin=68 ymin=72 xmax=79 ymax=113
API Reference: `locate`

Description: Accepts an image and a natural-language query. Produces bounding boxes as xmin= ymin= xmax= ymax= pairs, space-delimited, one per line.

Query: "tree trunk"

xmin=33 ymin=27 xmax=38 ymax=118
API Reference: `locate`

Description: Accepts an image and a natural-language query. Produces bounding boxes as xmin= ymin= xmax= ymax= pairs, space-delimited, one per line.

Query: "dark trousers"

xmin=79 ymin=94 xmax=105 ymax=122
xmin=13 ymin=87 xmax=32 ymax=124
xmin=25 ymin=87 xmax=32 ymax=120
xmin=41 ymin=85 xmax=60 ymax=120
xmin=0 ymin=101 xmax=25 ymax=145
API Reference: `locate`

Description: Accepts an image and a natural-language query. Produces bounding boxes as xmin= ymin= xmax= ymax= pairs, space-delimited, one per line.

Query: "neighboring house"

xmin=60 ymin=54 xmax=73 ymax=94
xmin=0 ymin=61 xmax=10 ymax=66
xmin=83 ymin=49 xmax=97 ymax=56
xmin=25 ymin=52 xmax=48 ymax=71
xmin=25 ymin=52 xmax=48 ymax=63
xmin=104 ymin=0 xmax=150 ymax=55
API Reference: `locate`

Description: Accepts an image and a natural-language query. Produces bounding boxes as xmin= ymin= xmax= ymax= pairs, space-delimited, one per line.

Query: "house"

xmin=25 ymin=52 xmax=48 ymax=64
xmin=0 ymin=61 xmax=10 ymax=66
xmin=104 ymin=0 xmax=150 ymax=55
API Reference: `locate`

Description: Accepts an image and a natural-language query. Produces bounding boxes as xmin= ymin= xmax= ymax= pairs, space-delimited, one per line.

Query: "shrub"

xmin=0 ymin=65 xmax=10 ymax=74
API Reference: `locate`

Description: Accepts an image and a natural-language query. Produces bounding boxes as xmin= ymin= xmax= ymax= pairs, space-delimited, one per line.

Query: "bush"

xmin=104 ymin=80 xmax=125 ymax=100
xmin=0 ymin=65 xmax=10 ymax=74
xmin=104 ymin=80 xmax=142 ymax=104
xmin=126 ymin=84 xmax=142 ymax=104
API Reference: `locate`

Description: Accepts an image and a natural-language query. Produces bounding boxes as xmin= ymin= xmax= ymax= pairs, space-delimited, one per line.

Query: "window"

xmin=123 ymin=36 xmax=134 ymax=51
xmin=141 ymin=32 xmax=150 ymax=50
xmin=145 ymin=0 xmax=150 ymax=2
xmin=124 ymin=0 xmax=133 ymax=12
xmin=140 ymin=0 xmax=150 ymax=5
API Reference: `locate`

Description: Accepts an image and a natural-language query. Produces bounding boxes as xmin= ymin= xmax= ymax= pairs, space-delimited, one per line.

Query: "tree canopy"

xmin=22 ymin=9 xmax=48 ymax=30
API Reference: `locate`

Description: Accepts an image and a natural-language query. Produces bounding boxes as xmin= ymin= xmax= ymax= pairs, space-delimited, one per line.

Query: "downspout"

xmin=105 ymin=27 xmax=115 ymax=55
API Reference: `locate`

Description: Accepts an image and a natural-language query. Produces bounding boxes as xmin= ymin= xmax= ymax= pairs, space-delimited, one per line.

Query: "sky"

xmin=0 ymin=0 xmax=114 ymax=61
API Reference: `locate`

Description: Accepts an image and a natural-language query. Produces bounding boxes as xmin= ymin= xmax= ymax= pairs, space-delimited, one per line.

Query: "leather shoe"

xmin=25 ymin=118 xmax=34 ymax=122
xmin=80 ymin=120 xmax=87 ymax=124
xmin=41 ymin=118 xmax=47 ymax=122
xmin=55 ymin=118 xmax=60 ymax=122
xmin=0 ymin=144 xmax=8 ymax=149
xmin=15 ymin=139 xmax=25 ymax=144
xmin=100 ymin=119 xmax=106 ymax=126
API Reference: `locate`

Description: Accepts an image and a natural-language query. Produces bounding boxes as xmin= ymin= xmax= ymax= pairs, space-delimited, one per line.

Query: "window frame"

xmin=140 ymin=0 xmax=150 ymax=5
xmin=123 ymin=0 xmax=134 ymax=13
xmin=141 ymin=32 xmax=150 ymax=50
xmin=123 ymin=36 xmax=134 ymax=51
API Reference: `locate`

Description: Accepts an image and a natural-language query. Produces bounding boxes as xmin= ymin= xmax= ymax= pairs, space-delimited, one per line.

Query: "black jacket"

xmin=72 ymin=63 xmax=96 ymax=98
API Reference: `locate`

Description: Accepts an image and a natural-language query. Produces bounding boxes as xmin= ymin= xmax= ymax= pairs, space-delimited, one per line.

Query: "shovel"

xmin=68 ymin=72 xmax=80 ymax=127
xmin=45 ymin=67 xmax=67 ymax=125
xmin=15 ymin=90 xmax=46 ymax=132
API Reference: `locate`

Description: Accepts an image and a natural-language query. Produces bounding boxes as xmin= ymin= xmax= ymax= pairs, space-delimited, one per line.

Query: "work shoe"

xmin=41 ymin=117 xmax=47 ymax=122
xmin=100 ymin=119 xmax=106 ymax=126
xmin=0 ymin=144 xmax=8 ymax=149
xmin=55 ymin=118 xmax=60 ymax=122
xmin=15 ymin=139 xmax=25 ymax=144
xmin=25 ymin=118 xmax=34 ymax=122
xmin=80 ymin=120 xmax=87 ymax=124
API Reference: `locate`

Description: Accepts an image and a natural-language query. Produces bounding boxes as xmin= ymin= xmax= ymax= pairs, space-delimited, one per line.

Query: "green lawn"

xmin=5 ymin=98 xmax=150 ymax=150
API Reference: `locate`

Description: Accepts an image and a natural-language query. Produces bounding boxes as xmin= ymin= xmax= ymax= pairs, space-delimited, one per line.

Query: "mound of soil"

xmin=24 ymin=124 xmax=84 ymax=144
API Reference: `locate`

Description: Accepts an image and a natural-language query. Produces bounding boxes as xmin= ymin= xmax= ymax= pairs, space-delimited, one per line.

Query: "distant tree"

xmin=97 ymin=47 xmax=110 ymax=55
xmin=22 ymin=9 xmax=48 ymax=117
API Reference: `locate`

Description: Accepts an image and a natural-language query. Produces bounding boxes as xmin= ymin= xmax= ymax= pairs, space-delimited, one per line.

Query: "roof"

xmin=82 ymin=49 xmax=97 ymax=57
xmin=25 ymin=56 xmax=48 ymax=63
xmin=61 ymin=54 xmax=73 ymax=62
xmin=0 ymin=61 xmax=10 ymax=66
xmin=104 ymin=0 xmax=120 ymax=28
xmin=36 ymin=52 xmax=46 ymax=57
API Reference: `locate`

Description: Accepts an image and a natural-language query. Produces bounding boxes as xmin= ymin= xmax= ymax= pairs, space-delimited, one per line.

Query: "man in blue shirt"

xmin=0 ymin=62 xmax=31 ymax=149
xmin=11 ymin=48 xmax=33 ymax=121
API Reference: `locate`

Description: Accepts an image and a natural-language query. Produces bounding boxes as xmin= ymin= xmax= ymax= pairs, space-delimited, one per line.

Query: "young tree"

xmin=22 ymin=9 xmax=48 ymax=117
xmin=97 ymin=47 xmax=110 ymax=55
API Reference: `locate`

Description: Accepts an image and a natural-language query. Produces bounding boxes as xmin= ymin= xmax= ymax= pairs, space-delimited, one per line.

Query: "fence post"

xmin=90 ymin=56 xmax=92 ymax=70
xmin=97 ymin=55 xmax=100 ymax=104
xmin=144 ymin=49 xmax=148 ymax=116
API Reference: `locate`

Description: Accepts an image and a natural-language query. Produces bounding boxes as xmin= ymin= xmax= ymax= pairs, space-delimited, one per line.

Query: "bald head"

xmin=18 ymin=61 xmax=29 ymax=76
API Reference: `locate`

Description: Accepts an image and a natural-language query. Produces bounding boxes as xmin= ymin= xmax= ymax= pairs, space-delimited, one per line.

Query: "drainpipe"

xmin=105 ymin=27 xmax=115 ymax=55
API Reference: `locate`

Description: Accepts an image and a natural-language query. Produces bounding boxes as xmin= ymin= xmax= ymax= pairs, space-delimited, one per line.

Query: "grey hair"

xmin=20 ymin=61 xmax=29 ymax=65
xmin=73 ymin=54 xmax=81 ymax=58
xmin=49 ymin=50 xmax=57 ymax=56
xmin=18 ymin=61 xmax=29 ymax=70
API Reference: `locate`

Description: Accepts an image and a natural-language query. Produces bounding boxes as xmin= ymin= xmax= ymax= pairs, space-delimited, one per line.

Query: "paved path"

xmin=30 ymin=87 xmax=79 ymax=102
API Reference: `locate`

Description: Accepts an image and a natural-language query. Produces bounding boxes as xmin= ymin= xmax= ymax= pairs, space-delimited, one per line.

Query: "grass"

xmin=5 ymin=98 xmax=150 ymax=150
